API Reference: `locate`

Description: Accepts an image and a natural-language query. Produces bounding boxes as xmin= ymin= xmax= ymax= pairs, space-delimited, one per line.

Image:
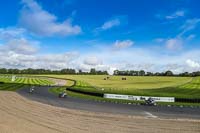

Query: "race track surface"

xmin=18 ymin=86 xmax=200 ymax=120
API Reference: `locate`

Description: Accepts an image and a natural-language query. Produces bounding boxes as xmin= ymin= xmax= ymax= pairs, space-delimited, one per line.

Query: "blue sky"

xmin=0 ymin=0 xmax=200 ymax=74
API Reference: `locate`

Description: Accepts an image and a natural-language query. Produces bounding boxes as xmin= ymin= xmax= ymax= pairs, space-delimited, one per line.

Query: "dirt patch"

xmin=0 ymin=91 xmax=199 ymax=133
xmin=48 ymin=78 xmax=68 ymax=86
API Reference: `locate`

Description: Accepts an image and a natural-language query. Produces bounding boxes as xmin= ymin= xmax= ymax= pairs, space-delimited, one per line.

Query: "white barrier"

xmin=104 ymin=94 xmax=175 ymax=102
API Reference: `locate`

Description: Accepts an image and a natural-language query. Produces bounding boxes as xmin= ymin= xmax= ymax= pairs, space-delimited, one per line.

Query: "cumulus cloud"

xmin=1 ymin=37 xmax=200 ymax=74
xmin=163 ymin=64 xmax=183 ymax=74
xmin=19 ymin=0 xmax=81 ymax=36
xmin=166 ymin=10 xmax=185 ymax=19
xmin=113 ymin=40 xmax=134 ymax=50
xmin=0 ymin=46 xmax=79 ymax=69
xmin=0 ymin=32 xmax=79 ymax=69
xmin=77 ymin=63 xmax=116 ymax=75
xmin=186 ymin=59 xmax=200 ymax=68
xmin=38 ymin=52 xmax=78 ymax=63
xmin=0 ymin=28 xmax=199 ymax=75
xmin=165 ymin=38 xmax=182 ymax=50
xmin=2 ymin=38 xmax=39 ymax=55
xmin=33 ymin=52 xmax=79 ymax=70
xmin=83 ymin=56 xmax=102 ymax=66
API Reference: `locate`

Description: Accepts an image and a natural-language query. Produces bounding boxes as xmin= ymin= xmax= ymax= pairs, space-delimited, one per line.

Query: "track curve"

xmin=17 ymin=86 xmax=200 ymax=120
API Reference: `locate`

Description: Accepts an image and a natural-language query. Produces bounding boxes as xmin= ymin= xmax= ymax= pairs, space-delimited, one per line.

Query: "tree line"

xmin=0 ymin=68 xmax=200 ymax=76
xmin=0 ymin=68 xmax=108 ymax=75
xmin=114 ymin=70 xmax=200 ymax=77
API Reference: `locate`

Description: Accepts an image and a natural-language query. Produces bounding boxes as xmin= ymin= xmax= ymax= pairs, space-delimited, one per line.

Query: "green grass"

xmin=41 ymin=75 xmax=192 ymax=89
xmin=44 ymin=74 xmax=200 ymax=105
xmin=40 ymin=75 xmax=200 ymax=99
xmin=0 ymin=83 xmax=26 ymax=91
xmin=0 ymin=75 xmax=55 ymax=91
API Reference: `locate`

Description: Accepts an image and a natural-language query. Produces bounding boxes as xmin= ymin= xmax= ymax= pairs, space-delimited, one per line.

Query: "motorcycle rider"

xmin=29 ymin=86 xmax=35 ymax=93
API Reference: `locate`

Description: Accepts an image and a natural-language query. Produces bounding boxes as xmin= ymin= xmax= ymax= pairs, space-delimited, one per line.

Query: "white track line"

xmin=144 ymin=111 xmax=158 ymax=118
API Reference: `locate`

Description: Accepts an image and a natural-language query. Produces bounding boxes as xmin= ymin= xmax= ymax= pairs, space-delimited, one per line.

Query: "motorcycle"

xmin=144 ymin=97 xmax=157 ymax=106
xmin=29 ymin=86 xmax=35 ymax=93
xmin=58 ymin=92 xmax=67 ymax=98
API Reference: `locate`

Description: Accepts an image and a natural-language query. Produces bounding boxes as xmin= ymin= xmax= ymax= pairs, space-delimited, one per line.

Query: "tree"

xmin=190 ymin=71 xmax=200 ymax=77
xmin=0 ymin=68 xmax=7 ymax=74
xmin=139 ymin=70 xmax=145 ymax=76
xmin=78 ymin=69 xmax=82 ymax=74
xmin=146 ymin=72 xmax=153 ymax=76
xmin=90 ymin=68 xmax=96 ymax=74
xmin=165 ymin=70 xmax=173 ymax=76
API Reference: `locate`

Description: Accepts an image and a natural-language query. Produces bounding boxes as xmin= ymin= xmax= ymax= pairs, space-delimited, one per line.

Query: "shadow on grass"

xmin=0 ymin=82 xmax=44 ymax=91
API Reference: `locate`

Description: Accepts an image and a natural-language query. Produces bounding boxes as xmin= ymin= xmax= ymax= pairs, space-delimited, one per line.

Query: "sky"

xmin=0 ymin=0 xmax=200 ymax=74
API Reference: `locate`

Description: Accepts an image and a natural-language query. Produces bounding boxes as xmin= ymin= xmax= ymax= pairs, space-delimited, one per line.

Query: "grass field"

xmin=42 ymin=75 xmax=200 ymax=99
xmin=1 ymin=74 xmax=200 ymax=103
xmin=0 ymin=75 xmax=55 ymax=91
xmin=42 ymin=75 xmax=192 ymax=89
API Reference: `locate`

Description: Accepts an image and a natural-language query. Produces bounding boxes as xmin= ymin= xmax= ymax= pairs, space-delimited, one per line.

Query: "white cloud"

xmin=179 ymin=18 xmax=200 ymax=36
xmin=0 ymin=27 xmax=200 ymax=74
xmin=155 ymin=16 xmax=200 ymax=51
xmin=77 ymin=63 xmax=116 ymax=75
xmin=0 ymin=38 xmax=39 ymax=55
xmin=0 ymin=31 xmax=79 ymax=69
xmin=165 ymin=38 xmax=182 ymax=50
xmin=1 ymin=37 xmax=200 ymax=74
xmin=83 ymin=56 xmax=102 ymax=66
xmin=96 ymin=16 xmax=127 ymax=32
xmin=164 ymin=64 xmax=184 ymax=74
xmin=19 ymin=0 xmax=81 ymax=36
xmin=166 ymin=10 xmax=185 ymax=19
xmin=38 ymin=52 xmax=78 ymax=63
xmin=113 ymin=40 xmax=134 ymax=50
xmin=186 ymin=59 xmax=200 ymax=68
xmin=0 ymin=46 xmax=78 ymax=69
xmin=78 ymin=44 xmax=200 ymax=74
xmin=101 ymin=18 xmax=121 ymax=30
xmin=156 ymin=18 xmax=200 ymax=51
xmin=0 ymin=28 xmax=26 ymax=40
xmin=35 ymin=52 xmax=79 ymax=69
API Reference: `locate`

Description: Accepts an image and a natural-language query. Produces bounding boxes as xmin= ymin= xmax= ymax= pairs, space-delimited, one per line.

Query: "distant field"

xmin=0 ymin=75 xmax=55 ymax=91
xmin=41 ymin=75 xmax=192 ymax=89
xmin=41 ymin=75 xmax=200 ymax=98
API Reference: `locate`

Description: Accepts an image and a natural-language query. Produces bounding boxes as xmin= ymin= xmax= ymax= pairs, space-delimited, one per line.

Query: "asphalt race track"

xmin=18 ymin=86 xmax=200 ymax=120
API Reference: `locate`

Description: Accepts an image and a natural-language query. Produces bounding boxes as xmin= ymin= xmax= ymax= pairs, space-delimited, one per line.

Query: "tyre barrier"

xmin=66 ymin=87 xmax=200 ymax=103
xmin=175 ymin=98 xmax=200 ymax=103
xmin=66 ymin=87 xmax=104 ymax=97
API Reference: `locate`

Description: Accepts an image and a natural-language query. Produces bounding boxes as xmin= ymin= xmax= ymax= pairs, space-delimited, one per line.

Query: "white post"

xmin=11 ymin=75 xmax=16 ymax=82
